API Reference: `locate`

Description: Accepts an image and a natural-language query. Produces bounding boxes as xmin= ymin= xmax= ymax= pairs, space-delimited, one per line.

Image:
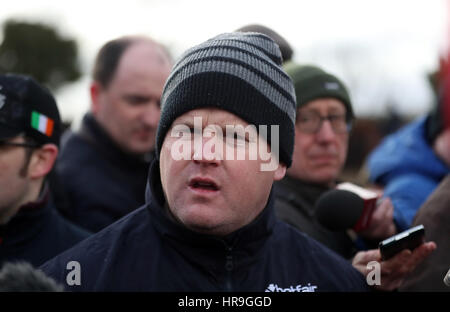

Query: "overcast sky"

xmin=0 ymin=0 xmax=448 ymax=125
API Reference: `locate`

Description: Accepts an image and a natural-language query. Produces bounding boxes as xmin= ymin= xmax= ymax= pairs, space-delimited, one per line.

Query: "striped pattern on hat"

xmin=156 ymin=32 xmax=297 ymax=166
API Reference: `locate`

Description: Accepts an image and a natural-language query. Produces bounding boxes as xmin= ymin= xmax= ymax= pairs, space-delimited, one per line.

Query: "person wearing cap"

xmin=40 ymin=32 xmax=369 ymax=291
xmin=366 ymin=88 xmax=450 ymax=232
xmin=274 ymin=63 xmax=436 ymax=291
xmin=55 ymin=36 xmax=172 ymax=233
xmin=0 ymin=74 xmax=90 ymax=268
xmin=275 ymin=64 xmax=397 ymax=257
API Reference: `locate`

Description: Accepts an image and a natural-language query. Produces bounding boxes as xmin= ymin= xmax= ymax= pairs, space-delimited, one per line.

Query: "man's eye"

xmin=299 ymin=116 xmax=315 ymax=123
xmin=333 ymin=114 xmax=344 ymax=119
xmin=329 ymin=115 xmax=345 ymax=122
xmin=125 ymin=96 xmax=148 ymax=105
xmin=225 ymin=133 xmax=246 ymax=146
xmin=171 ymin=126 xmax=194 ymax=138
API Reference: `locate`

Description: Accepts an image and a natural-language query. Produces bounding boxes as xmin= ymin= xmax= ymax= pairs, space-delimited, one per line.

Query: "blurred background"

xmin=0 ymin=0 xmax=449 ymax=174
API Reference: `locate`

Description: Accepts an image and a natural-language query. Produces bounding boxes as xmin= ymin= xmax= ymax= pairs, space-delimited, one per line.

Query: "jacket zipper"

xmin=224 ymin=246 xmax=234 ymax=291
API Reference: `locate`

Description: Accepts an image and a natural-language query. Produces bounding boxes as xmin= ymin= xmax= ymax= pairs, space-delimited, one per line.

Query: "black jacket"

xmin=274 ymin=176 xmax=356 ymax=259
xmin=0 ymin=187 xmax=90 ymax=268
xmin=41 ymin=160 xmax=369 ymax=292
xmin=56 ymin=113 xmax=153 ymax=232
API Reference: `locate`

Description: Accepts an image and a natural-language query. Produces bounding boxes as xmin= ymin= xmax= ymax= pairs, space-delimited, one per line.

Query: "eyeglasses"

xmin=296 ymin=111 xmax=352 ymax=134
xmin=0 ymin=140 xmax=41 ymax=149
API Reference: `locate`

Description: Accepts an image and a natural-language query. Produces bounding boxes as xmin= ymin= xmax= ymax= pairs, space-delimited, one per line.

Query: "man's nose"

xmin=142 ymin=101 xmax=161 ymax=127
xmin=192 ymin=133 xmax=223 ymax=165
xmin=316 ymin=120 xmax=337 ymax=142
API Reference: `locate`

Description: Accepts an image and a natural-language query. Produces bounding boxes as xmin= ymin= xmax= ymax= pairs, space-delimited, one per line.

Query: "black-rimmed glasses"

xmin=296 ymin=111 xmax=352 ymax=134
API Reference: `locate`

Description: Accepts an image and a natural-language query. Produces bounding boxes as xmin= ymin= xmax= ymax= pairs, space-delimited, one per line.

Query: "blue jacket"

xmin=367 ymin=116 xmax=450 ymax=231
xmin=56 ymin=113 xmax=153 ymax=233
xmin=0 ymin=187 xmax=90 ymax=268
xmin=40 ymin=160 xmax=369 ymax=292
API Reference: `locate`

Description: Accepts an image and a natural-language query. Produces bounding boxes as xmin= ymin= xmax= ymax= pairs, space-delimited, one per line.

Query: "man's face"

xmin=0 ymin=135 xmax=32 ymax=223
xmin=159 ymin=108 xmax=286 ymax=236
xmin=92 ymin=41 xmax=172 ymax=155
xmin=288 ymin=98 xmax=349 ymax=186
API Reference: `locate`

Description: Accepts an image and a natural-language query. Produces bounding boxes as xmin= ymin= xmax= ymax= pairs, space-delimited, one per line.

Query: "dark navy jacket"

xmin=41 ymin=160 xmax=369 ymax=292
xmin=56 ymin=113 xmax=153 ymax=233
xmin=0 ymin=188 xmax=90 ymax=268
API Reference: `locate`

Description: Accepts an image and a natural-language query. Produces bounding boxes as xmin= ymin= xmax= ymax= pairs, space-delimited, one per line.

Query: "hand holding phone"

xmin=379 ymin=225 xmax=425 ymax=260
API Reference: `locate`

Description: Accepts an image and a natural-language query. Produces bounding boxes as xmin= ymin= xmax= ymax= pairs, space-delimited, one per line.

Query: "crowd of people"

xmin=0 ymin=24 xmax=448 ymax=292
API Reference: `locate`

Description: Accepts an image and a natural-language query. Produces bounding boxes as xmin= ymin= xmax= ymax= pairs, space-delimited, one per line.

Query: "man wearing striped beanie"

xmin=40 ymin=33 xmax=369 ymax=291
xmin=0 ymin=74 xmax=90 ymax=269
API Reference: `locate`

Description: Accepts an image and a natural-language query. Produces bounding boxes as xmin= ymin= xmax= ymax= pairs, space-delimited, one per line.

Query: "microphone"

xmin=315 ymin=183 xmax=379 ymax=232
xmin=444 ymin=268 xmax=450 ymax=287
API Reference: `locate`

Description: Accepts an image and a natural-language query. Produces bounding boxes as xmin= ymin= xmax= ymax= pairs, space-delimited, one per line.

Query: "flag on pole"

xmin=31 ymin=110 xmax=54 ymax=137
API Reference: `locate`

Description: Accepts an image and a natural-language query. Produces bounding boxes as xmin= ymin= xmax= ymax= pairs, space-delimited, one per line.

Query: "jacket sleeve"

xmin=383 ymin=173 xmax=437 ymax=231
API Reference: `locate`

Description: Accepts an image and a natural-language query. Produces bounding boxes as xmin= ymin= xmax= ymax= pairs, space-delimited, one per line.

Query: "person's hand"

xmin=352 ymin=241 xmax=437 ymax=291
xmin=359 ymin=197 xmax=396 ymax=241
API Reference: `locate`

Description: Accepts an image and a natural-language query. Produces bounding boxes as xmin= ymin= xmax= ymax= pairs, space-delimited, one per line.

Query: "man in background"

xmin=275 ymin=63 xmax=396 ymax=257
xmin=56 ymin=36 xmax=172 ymax=232
xmin=366 ymin=94 xmax=450 ymax=232
xmin=274 ymin=63 xmax=435 ymax=291
xmin=0 ymin=74 xmax=90 ymax=268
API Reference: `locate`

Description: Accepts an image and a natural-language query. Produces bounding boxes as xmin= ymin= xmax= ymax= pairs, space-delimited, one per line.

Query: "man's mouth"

xmin=188 ymin=178 xmax=220 ymax=192
xmin=134 ymin=129 xmax=153 ymax=139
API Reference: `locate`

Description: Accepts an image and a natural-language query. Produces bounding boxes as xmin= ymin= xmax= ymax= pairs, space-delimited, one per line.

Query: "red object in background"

xmin=336 ymin=183 xmax=380 ymax=232
xmin=443 ymin=75 xmax=450 ymax=130
xmin=440 ymin=0 xmax=450 ymax=130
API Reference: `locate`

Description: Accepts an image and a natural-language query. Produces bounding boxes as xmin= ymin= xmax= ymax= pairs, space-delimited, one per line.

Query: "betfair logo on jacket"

xmin=265 ymin=283 xmax=318 ymax=292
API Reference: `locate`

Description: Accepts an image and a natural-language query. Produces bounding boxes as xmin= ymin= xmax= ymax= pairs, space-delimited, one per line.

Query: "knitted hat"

xmin=156 ymin=32 xmax=297 ymax=167
xmin=235 ymin=24 xmax=293 ymax=63
xmin=284 ymin=63 xmax=354 ymax=120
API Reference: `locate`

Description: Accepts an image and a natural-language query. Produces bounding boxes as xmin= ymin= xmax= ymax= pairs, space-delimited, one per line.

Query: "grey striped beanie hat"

xmin=155 ymin=32 xmax=297 ymax=167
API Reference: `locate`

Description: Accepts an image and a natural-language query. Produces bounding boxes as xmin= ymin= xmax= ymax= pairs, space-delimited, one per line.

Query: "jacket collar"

xmin=80 ymin=113 xmax=154 ymax=167
xmin=275 ymin=175 xmax=331 ymax=213
xmin=145 ymin=159 xmax=276 ymax=273
xmin=0 ymin=184 xmax=52 ymax=248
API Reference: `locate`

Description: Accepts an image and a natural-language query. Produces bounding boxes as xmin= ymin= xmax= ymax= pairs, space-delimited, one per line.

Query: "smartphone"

xmin=379 ymin=224 xmax=425 ymax=260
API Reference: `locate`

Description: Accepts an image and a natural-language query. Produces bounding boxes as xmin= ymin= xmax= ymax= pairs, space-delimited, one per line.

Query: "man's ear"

xmin=90 ymin=81 xmax=102 ymax=115
xmin=273 ymin=163 xmax=287 ymax=181
xmin=28 ymin=144 xmax=59 ymax=180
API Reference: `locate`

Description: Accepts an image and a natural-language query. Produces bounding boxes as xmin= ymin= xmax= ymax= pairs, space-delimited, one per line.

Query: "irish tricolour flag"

xmin=31 ymin=111 xmax=54 ymax=137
